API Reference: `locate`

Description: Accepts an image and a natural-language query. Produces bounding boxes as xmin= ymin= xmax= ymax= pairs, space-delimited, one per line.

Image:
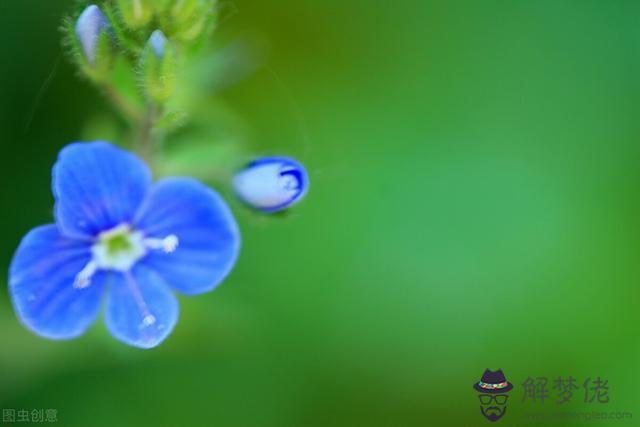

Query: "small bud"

xmin=117 ymin=0 xmax=154 ymax=30
xmin=149 ymin=30 xmax=167 ymax=58
xmin=233 ymin=157 xmax=309 ymax=213
xmin=170 ymin=0 xmax=215 ymax=42
xmin=75 ymin=5 xmax=109 ymax=66
xmin=142 ymin=30 xmax=177 ymax=102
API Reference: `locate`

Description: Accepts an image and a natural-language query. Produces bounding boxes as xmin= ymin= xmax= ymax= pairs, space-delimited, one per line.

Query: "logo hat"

xmin=473 ymin=369 xmax=513 ymax=394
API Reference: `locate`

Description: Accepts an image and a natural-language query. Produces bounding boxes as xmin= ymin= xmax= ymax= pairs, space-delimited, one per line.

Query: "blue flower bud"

xmin=233 ymin=157 xmax=309 ymax=213
xmin=143 ymin=30 xmax=176 ymax=102
xmin=75 ymin=5 xmax=109 ymax=65
xmin=149 ymin=30 xmax=168 ymax=58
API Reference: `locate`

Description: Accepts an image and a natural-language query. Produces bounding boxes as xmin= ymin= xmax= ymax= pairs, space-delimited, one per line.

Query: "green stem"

xmin=102 ymin=82 xmax=143 ymax=124
xmin=139 ymin=102 xmax=162 ymax=165
xmin=98 ymin=80 xmax=162 ymax=166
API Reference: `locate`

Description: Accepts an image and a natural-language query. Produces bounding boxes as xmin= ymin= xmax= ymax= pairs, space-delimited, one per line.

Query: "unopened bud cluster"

xmin=61 ymin=1 xmax=310 ymax=215
xmin=64 ymin=1 xmax=217 ymax=101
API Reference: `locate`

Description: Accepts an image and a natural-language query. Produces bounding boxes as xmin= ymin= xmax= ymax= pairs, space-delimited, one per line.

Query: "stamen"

xmin=72 ymin=227 xmax=178 ymax=293
xmin=144 ymin=235 xmax=179 ymax=253
xmin=124 ymin=272 xmax=156 ymax=330
xmin=74 ymin=261 xmax=98 ymax=289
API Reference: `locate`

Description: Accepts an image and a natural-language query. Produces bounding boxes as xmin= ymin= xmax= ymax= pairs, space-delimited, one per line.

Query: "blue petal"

xmin=53 ymin=142 xmax=152 ymax=239
xmin=75 ymin=5 xmax=109 ymax=65
xmin=233 ymin=156 xmax=309 ymax=213
xmin=105 ymin=265 xmax=178 ymax=349
xmin=134 ymin=177 xmax=240 ymax=295
xmin=9 ymin=225 xmax=105 ymax=340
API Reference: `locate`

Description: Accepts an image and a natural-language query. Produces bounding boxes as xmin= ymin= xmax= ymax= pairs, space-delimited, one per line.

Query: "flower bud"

xmin=149 ymin=30 xmax=168 ymax=58
xmin=142 ymin=30 xmax=177 ymax=102
xmin=75 ymin=5 xmax=109 ymax=66
xmin=117 ymin=0 xmax=154 ymax=30
xmin=233 ymin=157 xmax=309 ymax=213
xmin=170 ymin=0 xmax=214 ymax=41
xmin=152 ymin=0 xmax=174 ymax=13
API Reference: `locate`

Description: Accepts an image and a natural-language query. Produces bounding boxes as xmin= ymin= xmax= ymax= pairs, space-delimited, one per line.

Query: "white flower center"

xmin=93 ymin=224 xmax=146 ymax=271
xmin=74 ymin=224 xmax=178 ymax=289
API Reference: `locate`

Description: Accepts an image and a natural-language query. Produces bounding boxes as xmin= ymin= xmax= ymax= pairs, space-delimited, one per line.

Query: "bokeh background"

xmin=1 ymin=1 xmax=639 ymax=426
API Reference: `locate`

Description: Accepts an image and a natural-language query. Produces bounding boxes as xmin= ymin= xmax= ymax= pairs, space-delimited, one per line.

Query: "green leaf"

xmin=156 ymin=110 xmax=189 ymax=132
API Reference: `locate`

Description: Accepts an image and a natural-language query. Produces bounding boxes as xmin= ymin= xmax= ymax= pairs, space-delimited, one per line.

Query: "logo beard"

xmin=481 ymin=405 xmax=507 ymax=422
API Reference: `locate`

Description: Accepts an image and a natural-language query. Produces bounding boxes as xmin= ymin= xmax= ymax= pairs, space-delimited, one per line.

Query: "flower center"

xmin=74 ymin=224 xmax=178 ymax=289
xmin=93 ymin=224 xmax=146 ymax=272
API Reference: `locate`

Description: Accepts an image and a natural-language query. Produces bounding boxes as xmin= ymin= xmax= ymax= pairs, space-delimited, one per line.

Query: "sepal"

xmin=66 ymin=5 xmax=113 ymax=81
xmin=141 ymin=30 xmax=177 ymax=103
xmin=116 ymin=0 xmax=154 ymax=30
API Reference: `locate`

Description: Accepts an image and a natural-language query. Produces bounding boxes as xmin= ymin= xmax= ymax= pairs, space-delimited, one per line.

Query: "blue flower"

xmin=75 ymin=4 xmax=109 ymax=66
xmin=9 ymin=142 xmax=240 ymax=349
xmin=233 ymin=157 xmax=309 ymax=213
xmin=148 ymin=30 xmax=168 ymax=58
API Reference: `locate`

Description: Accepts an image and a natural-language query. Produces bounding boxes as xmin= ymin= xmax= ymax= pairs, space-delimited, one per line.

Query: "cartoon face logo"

xmin=473 ymin=369 xmax=513 ymax=422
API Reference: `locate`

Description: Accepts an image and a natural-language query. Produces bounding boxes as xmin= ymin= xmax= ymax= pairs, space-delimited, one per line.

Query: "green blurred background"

xmin=1 ymin=1 xmax=639 ymax=426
